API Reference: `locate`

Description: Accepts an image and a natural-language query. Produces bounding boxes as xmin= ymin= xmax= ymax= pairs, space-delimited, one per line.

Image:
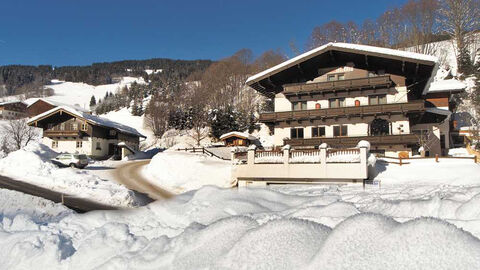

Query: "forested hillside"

xmin=0 ymin=58 xmax=212 ymax=97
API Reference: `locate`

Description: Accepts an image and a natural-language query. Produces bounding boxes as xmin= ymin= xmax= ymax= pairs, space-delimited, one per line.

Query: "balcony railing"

xmin=259 ymin=101 xmax=425 ymax=123
xmin=283 ymin=75 xmax=393 ymax=95
xmin=44 ymin=130 xmax=82 ymax=137
xmin=284 ymin=134 xmax=419 ymax=147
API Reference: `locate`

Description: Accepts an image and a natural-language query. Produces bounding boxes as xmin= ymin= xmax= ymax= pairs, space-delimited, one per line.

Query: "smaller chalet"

xmin=26 ymin=98 xmax=91 ymax=117
xmin=0 ymin=101 xmax=27 ymax=120
xmin=220 ymin=132 xmax=257 ymax=146
xmin=27 ymin=106 xmax=145 ymax=159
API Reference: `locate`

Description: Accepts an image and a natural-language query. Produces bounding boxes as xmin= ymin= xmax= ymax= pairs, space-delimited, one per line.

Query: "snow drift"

xmin=0 ymin=143 xmax=141 ymax=207
xmin=145 ymin=151 xmax=233 ymax=193
xmin=2 ymin=185 xmax=480 ymax=269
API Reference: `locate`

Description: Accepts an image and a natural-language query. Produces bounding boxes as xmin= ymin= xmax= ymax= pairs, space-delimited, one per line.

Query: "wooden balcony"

xmin=44 ymin=130 xmax=82 ymax=137
xmin=259 ymin=101 xmax=425 ymax=123
xmin=283 ymin=75 xmax=393 ymax=96
xmin=285 ymin=134 xmax=419 ymax=148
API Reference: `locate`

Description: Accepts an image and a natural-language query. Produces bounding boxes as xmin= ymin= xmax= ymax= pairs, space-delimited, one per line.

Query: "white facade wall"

xmin=272 ymin=85 xmax=412 ymax=147
xmin=43 ymin=136 xmax=139 ymax=158
xmin=274 ymin=86 xmax=408 ymax=112
xmin=43 ymin=137 xmax=92 ymax=155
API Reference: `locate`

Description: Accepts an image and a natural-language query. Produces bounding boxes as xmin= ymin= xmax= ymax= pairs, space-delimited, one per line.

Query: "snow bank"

xmin=375 ymin=158 xmax=480 ymax=185
xmin=309 ymin=214 xmax=480 ymax=270
xmin=448 ymin=148 xmax=474 ymax=157
xmin=2 ymin=185 xmax=480 ymax=269
xmin=145 ymin=152 xmax=232 ymax=193
xmin=0 ymin=143 xmax=141 ymax=207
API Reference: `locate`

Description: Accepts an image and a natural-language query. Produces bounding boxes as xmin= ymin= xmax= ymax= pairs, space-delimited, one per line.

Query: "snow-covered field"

xmin=45 ymin=77 xmax=146 ymax=109
xmin=0 ymin=143 xmax=141 ymax=207
xmin=1 ymin=181 xmax=480 ymax=269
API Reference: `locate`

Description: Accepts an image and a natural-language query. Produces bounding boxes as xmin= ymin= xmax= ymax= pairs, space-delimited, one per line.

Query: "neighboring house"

xmin=27 ymin=106 xmax=145 ymax=159
xmin=26 ymin=98 xmax=91 ymax=117
xmin=246 ymin=42 xmax=465 ymax=157
xmin=220 ymin=132 xmax=256 ymax=146
xmin=0 ymin=101 xmax=27 ymax=120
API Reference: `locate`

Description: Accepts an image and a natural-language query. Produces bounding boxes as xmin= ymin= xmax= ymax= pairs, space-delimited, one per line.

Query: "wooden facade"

xmin=28 ymin=107 xmax=144 ymax=159
xmin=27 ymin=99 xmax=56 ymax=117
xmin=259 ymin=100 xmax=425 ymax=125
xmin=0 ymin=101 xmax=27 ymax=120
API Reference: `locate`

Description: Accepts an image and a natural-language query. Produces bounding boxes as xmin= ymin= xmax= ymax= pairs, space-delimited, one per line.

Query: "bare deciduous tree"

xmin=438 ymin=0 xmax=480 ymax=72
xmin=2 ymin=119 xmax=39 ymax=151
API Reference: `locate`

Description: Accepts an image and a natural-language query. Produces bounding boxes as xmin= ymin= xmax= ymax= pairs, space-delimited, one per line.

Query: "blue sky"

xmin=0 ymin=0 xmax=407 ymax=66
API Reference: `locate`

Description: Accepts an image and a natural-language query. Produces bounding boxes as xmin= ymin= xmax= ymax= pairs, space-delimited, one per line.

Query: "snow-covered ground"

xmin=45 ymin=77 xmax=146 ymax=110
xmin=1 ymin=181 xmax=480 ymax=269
xmin=145 ymin=151 xmax=233 ymax=193
xmin=0 ymin=143 xmax=142 ymax=207
xmin=101 ymin=107 xmax=157 ymax=149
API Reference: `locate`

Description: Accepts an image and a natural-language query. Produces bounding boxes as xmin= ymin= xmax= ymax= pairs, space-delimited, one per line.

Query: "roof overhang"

xmin=246 ymin=42 xmax=438 ymax=97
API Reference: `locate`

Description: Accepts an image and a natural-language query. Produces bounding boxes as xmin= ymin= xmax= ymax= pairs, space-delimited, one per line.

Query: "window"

xmin=312 ymin=126 xmax=326 ymax=138
xmin=355 ymin=100 xmax=361 ymax=107
xmin=315 ymin=103 xmax=321 ymax=109
xmin=96 ymin=142 xmax=101 ymax=150
xmin=327 ymin=75 xmax=336 ymax=81
xmin=76 ymin=141 xmax=82 ymax=148
xmin=329 ymin=98 xmax=345 ymax=108
xmin=72 ymin=123 xmax=78 ymax=130
xmin=333 ymin=125 xmax=348 ymax=137
xmin=47 ymin=123 xmax=54 ymax=130
xmin=337 ymin=74 xmax=345 ymax=80
xmin=52 ymin=141 xmax=58 ymax=148
xmin=369 ymin=94 xmax=387 ymax=105
xmin=109 ymin=130 xmax=117 ymax=136
xmin=290 ymin=128 xmax=304 ymax=139
xmin=292 ymin=101 xmax=307 ymax=111
xmin=81 ymin=123 xmax=88 ymax=131
xmin=60 ymin=123 xmax=65 ymax=131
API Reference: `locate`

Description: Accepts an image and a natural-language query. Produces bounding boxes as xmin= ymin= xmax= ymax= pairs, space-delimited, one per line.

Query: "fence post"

xmin=61 ymin=194 xmax=64 ymax=204
xmin=282 ymin=144 xmax=291 ymax=164
xmin=399 ymin=157 xmax=402 ymax=166
xmin=435 ymin=154 xmax=439 ymax=163
xmin=475 ymin=156 xmax=477 ymax=163
xmin=247 ymin=145 xmax=256 ymax=165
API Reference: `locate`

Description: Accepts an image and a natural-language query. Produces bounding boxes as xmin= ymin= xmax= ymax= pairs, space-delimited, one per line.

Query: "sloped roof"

xmin=0 ymin=100 xmax=27 ymax=106
xmin=28 ymin=105 xmax=146 ymax=138
xmin=247 ymin=42 xmax=437 ymax=85
xmin=219 ymin=131 xmax=257 ymax=141
xmin=26 ymin=98 xmax=91 ymax=113
xmin=246 ymin=42 xmax=438 ymax=98
xmin=427 ymin=79 xmax=466 ymax=93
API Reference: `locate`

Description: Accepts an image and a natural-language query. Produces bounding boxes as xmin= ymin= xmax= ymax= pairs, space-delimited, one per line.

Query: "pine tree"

xmin=458 ymin=46 xmax=475 ymax=77
xmin=89 ymin=95 xmax=97 ymax=108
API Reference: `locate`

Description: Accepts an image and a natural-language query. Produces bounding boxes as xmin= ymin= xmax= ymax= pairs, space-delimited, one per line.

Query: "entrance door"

xmin=108 ymin=143 xmax=115 ymax=155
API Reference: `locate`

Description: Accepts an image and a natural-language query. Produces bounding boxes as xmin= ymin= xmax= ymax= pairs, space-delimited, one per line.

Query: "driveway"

xmin=112 ymin=160 xmax=174 ymax=200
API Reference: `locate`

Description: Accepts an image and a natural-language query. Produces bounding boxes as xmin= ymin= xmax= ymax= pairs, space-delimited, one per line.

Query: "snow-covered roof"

xmin=0 ymin=100 xmax=27 ymax=106
xmin=219 ymin=131 xmax=257 ymax=141
xmin=246 ymin=42 xmax=438 ymax=84
xmin=427 ymin=79 xmax=466 ymax=93
xmin=28 ymin=105 xmax=146 ymax=138
xmin=26 ymin=98 xmax=90 ymax=113
xmin=426 ymin=107 xmax=452 ymax=116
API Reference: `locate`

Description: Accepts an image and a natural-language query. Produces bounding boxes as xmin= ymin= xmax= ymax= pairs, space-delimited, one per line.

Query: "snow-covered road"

xmin=113 ymin=160 xmax=174 ymax=200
